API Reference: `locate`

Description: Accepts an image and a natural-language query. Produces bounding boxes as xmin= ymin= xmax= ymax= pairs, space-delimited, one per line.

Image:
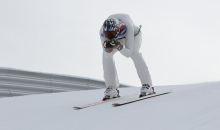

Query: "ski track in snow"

xmin=0 ymin=82 xmax=220 ymax=130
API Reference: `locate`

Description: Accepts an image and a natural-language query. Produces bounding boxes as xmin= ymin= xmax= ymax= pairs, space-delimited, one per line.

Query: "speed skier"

xmin=100 ymin=13 xmax=155 ymax=100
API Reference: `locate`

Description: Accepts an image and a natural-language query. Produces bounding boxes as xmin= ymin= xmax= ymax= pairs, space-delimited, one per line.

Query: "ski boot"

xmin=139 ymin=84 xmax=155 ymax=98
xmin=103 ymin=86 xmax=120 ymax=101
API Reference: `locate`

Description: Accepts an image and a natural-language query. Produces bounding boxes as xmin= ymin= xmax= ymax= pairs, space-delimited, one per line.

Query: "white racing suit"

xmin=99 ymin=13 xmax=152 ymax=89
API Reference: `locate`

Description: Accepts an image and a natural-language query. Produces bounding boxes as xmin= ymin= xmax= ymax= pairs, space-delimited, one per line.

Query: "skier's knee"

xmin=103 ymin=52 xmax=113 ymax=59
xmin=131 ymin=51 xmax=141 ymax=59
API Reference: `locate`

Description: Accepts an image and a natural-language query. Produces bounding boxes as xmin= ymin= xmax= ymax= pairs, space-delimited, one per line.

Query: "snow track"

xmin=0 ymin=82 xmax=220 ymax=130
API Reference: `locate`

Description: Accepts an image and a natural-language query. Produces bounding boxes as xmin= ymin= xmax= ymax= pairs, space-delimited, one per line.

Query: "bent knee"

xmin=131 ymin=51 xmax=142 ymax=59
xmin=103 ymin=52 xmax=114 ymax=59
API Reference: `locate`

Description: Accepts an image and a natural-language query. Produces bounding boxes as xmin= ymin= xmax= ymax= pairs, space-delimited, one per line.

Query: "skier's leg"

xmin=130 ymin=31 xmax=153 ymax=86
xmin=103 ymin=49 xmax=120 ymax=89
xmin=102 ymin=49 xmax=120 ymax=100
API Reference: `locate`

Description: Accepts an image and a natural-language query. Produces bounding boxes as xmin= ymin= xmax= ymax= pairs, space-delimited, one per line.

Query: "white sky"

xmin=0 ymin=0 xmax=220 ymax=86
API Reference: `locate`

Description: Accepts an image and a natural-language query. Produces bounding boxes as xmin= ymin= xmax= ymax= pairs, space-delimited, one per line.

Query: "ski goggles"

xmin=103 ymin=31 xmax=117 ymax=39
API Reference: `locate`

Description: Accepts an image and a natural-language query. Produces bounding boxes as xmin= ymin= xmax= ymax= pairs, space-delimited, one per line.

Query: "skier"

xmin=100 ymin=13 xmax=155 ymax=100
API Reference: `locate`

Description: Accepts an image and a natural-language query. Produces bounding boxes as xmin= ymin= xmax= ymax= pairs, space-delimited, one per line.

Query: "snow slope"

xmin=0 ymin=82 xmax=220 ymax=130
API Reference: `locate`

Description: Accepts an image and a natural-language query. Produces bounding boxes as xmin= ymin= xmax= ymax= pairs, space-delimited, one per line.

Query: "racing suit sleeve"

xmin=108 ymin=13 xmax=135 ymax=58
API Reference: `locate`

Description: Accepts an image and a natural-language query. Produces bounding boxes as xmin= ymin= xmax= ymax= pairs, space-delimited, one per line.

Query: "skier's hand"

xmin=103 ymin=39 xmax=123 ymax=53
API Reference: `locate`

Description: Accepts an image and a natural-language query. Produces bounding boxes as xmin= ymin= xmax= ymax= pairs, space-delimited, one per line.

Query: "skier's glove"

xmin=103 ymin=39 xmax=123 ymax=53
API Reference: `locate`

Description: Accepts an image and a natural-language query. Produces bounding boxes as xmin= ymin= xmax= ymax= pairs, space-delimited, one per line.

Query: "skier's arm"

xmin=119 ymin=23 xmax=134 ymax=58
xmin=108 ymin=13 xmax=134 ymax=58
xmin=121 ymin=14 xmax=134 ymax=58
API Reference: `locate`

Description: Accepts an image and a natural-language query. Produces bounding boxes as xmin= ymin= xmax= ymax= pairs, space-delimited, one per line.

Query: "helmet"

xmin=103 ymin=18 xmax=120 ymax=39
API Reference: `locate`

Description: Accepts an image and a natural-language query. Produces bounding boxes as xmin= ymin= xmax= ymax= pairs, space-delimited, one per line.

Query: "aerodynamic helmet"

xmin=102 ymin=18 xmax=120 ymax=39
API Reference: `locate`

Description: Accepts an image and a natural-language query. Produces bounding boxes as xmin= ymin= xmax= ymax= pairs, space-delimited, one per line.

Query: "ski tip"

xmin=112 ymin=103 xmax=120 ymax=107
xmin=73 ymin=107 xmax=82 ymax=110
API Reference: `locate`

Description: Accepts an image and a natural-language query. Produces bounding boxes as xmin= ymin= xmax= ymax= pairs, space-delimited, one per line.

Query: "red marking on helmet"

xmin=121 ymin=29 xmax=126 ymax=34
xmin=120 ymin=25 xmax=126 ymax=30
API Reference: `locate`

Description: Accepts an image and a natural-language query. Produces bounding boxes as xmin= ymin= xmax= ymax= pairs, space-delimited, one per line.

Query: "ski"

xmin=112 ymin=90 xmax=172 ymax=107
xmin=73 ymin=93 xmax=138 ymax=110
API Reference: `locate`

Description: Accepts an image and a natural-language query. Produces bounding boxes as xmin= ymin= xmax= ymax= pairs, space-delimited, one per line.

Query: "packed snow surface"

xmin=1 ymin=82 xmax=220 ymax=130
